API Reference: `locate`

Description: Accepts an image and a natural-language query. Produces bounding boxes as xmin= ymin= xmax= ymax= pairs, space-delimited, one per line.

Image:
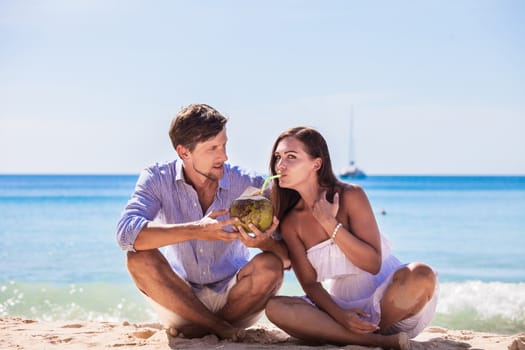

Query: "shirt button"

xmin=199 ymin=248 xmax=203 ymax=253
xmin=202 ymin=272 xmax=207 ymax=275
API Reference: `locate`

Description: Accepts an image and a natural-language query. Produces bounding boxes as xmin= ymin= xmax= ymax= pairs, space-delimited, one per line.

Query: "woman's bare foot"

xmin=398 ymin=332 xmax=410 ymax=350
xmin=376 ymin=332 xmax=410 ymax=350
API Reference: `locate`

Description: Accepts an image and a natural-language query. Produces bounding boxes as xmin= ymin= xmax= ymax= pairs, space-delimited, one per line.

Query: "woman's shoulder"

xmin=338 ymin=182 xmax=370 ymax=206
xmin=339 ymin=181 xmax=365 ymax=195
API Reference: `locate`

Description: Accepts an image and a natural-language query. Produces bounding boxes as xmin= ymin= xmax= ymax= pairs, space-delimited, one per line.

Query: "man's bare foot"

xmin=211 ymin=324 xmax=245 ymax=342
xmin=175 ymin=323 xmax=245 ymax=342
xmin=226 ymin=327 xmax=246 ymax=342
xmin=166 ymin=327 xmax=179 ymax=337
xmin=177 ymin=324 xmax=210 ymax=339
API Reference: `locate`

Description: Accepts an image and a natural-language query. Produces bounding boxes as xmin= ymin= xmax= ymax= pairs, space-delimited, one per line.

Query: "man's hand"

xmin=196 ymin=209 xmax=241 ymax=242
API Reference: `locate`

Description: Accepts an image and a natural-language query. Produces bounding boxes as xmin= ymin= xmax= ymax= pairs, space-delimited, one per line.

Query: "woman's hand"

xmin=236 ymin=216 xmax=279 ymax=250
xmin=312 ymin=191 xmax=339 ymax=226
xmin=342 ymin=308 xmax=379 ymax=334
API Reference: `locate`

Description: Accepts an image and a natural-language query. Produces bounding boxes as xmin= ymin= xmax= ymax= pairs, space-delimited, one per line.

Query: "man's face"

xmin=187 ymin=128 xmax=228 ymax=181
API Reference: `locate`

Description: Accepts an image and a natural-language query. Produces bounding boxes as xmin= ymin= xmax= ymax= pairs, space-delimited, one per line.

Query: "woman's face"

xmin=274 ymin=136 xmax=321 ymax=190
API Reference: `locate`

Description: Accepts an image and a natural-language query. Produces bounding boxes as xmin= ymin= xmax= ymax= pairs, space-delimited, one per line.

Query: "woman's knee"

xmin=395 ymin=263 xmax=436 ymax=299
xmin=265 ymin=296 xmax=290 ymax=321
xmin=409 ymin=263 xmax=436 ymax=289
xmin=265 ymin=297 xmax=280 ymax=318
xmin=395 ymin=262 xmax=434 ymax=281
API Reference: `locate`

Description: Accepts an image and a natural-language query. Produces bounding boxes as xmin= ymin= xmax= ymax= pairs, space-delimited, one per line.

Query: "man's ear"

xmin=176 ymin=145 xmax=190 ymax=160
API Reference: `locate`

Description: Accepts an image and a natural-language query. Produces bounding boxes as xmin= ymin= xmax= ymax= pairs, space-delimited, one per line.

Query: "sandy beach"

xmin=1 ymin=317 xmax=523 ymax=350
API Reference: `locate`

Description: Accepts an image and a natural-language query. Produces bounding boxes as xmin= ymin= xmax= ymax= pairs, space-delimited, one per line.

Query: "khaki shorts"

xmin=147 ymin=276 xmax=263 ymax=329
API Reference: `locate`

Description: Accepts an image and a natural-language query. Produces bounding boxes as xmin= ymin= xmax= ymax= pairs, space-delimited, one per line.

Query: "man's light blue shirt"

xmin=116 ymin=160 xmax=264 ymax=293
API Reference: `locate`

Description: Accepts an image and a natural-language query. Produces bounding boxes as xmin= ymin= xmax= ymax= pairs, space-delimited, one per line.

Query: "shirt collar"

xmin=175 ymin=159 xmax=231 ymax=192
xmin=175 ymin=159 xmax=186 ymax=182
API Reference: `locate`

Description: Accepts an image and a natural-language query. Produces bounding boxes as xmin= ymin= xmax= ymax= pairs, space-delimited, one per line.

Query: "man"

xmin=116 ymin=103 xmax=289 ymax=341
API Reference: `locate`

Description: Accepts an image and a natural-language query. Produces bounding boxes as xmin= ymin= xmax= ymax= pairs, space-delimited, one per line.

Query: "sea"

xmin=1 ymin=174 xmax=524 ymax=335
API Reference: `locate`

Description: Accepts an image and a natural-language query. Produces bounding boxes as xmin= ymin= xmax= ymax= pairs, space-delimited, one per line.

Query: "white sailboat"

xmin=339 ymin=107 xmax=366 ymax=179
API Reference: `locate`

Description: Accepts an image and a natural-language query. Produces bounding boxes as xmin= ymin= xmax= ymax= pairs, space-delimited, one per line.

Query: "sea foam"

xmin=2 ymin=280 xmax=523 ymax=334
xmin=434 ymin=281 xmax=525 ymax=334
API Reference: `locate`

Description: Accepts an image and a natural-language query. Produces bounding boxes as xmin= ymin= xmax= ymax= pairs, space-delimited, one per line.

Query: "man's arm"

xmin=116 ymin=166 xmax=241 ymax=251
xmin=133 ymin=209 xmax=240 ymax=251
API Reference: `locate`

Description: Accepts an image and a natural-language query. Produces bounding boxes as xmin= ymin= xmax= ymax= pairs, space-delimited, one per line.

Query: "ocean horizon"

xmin=1 ymin=174 xmax=524 ymax=334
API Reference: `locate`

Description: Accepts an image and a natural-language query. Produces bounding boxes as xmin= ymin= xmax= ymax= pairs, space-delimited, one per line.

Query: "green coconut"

xmin=230 ymin=194 xmax=273 ymax=233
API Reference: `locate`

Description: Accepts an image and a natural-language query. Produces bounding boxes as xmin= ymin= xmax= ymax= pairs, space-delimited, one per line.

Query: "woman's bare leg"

xmin=379 ymin=262 xmax=437 ymax=331
xmin=266 ymin=296 xmax=404 ymax=349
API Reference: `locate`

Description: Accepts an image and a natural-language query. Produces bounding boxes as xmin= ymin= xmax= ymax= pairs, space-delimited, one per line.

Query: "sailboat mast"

xmin=340 ymin=104 xmax=366 ymax=178
xmin=349 ymin=105 xmax=355 ymax=165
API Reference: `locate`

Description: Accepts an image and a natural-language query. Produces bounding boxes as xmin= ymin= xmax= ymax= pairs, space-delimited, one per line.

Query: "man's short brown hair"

xmin=169 ymin=104 xmax=228 ymax=152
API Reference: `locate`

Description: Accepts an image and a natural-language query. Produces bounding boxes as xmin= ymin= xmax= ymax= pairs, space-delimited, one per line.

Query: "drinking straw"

xmin=260 ymin=174 xmax=281 ymax=194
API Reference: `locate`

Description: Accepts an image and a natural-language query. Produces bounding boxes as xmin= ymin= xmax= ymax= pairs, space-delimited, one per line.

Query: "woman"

xmin=265 ymin=127 xmax=438 ymax=349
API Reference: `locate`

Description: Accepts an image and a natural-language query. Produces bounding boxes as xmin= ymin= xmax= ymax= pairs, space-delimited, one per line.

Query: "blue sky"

xmin=1 ymin=0 xmax=524 ymax=175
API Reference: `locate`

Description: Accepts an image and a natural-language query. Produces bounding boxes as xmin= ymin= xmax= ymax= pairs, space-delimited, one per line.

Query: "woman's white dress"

xmin=304 ymin=235 xmax=438 ymax=338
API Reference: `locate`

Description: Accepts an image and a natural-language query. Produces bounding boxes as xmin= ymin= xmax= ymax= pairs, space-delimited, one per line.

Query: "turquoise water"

xmin=1 ymin=174 xmax=524 ymax=333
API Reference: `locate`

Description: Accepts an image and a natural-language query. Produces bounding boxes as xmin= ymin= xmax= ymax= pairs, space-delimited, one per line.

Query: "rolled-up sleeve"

xmin=116 ymin=168 xmax=161 ymax=251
